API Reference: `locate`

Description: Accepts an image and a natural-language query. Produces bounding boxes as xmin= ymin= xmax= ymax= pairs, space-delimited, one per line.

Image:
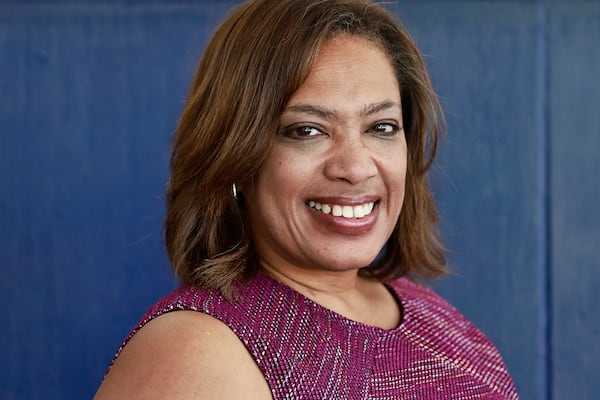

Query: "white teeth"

xmin=353 ymin=205 xmax=365 ymax=218
xmin=342 ymin=206 xmax=353 ymax=218
xmin=308 ymin=201 xmax=375 ymax=219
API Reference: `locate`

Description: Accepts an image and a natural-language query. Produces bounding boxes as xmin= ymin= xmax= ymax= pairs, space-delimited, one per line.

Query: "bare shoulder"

xmin=94 ymin=311 xmax=272 ymax=400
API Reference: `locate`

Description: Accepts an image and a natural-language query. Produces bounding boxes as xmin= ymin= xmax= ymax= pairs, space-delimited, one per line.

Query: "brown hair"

xmin=165 ymin=0 xmax=447 ymax=299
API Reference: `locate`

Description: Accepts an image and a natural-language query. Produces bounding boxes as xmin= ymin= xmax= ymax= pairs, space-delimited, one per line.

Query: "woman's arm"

xmin=94 ymin=311 xmax=272 ymax=400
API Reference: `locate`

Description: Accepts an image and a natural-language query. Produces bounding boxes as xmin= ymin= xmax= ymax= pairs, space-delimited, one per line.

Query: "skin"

xmin=94 ymin=35 xmax=405 ymax=399
xmin=245 ymin=35 xmax=406 ymax=329
xmin=94 ymin=311 xmax=272 ymax=399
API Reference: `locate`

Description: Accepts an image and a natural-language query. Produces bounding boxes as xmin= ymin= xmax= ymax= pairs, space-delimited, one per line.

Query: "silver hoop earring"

xmin=232 ymin=183 xmax=238 ymax=198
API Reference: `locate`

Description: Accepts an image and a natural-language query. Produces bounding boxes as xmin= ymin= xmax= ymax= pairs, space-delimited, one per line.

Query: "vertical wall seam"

xmin=537 ymin=1 xmax=553 ymax=399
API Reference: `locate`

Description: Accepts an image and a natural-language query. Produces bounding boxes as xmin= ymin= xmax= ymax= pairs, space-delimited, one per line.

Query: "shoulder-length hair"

xmin=165 ymin=0 xmax=447 ymax=299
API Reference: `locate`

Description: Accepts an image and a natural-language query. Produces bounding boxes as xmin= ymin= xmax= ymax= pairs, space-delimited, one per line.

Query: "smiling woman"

xmin=247 ymin=37 xmax=407 ymax=297
xmin=94 ymin=1 xmax=519 ymax=399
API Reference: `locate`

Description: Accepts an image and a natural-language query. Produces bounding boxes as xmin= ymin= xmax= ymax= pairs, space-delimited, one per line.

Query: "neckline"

xmin=256 ymin=271 xmax=406 ymax=334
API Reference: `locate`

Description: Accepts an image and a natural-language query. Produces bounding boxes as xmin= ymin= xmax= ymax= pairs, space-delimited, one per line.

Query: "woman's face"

xmin=245 ymin=35 xmax=407 ymax=275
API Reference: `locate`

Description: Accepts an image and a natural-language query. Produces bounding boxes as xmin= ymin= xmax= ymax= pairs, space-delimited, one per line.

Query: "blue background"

xmin=1 ymin=1 xmax=599 ymax=399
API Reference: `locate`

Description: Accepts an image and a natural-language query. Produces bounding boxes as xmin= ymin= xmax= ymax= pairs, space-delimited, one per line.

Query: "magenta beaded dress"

xmin=114 ymin=272 xmax=518 ymax=399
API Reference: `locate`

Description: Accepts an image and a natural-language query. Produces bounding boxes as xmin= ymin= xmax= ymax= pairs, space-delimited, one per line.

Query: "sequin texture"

xmin=112 ymin=273 xmax=519 ymax=399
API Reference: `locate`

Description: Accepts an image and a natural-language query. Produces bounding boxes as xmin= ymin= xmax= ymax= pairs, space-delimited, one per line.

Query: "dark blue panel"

xmin=2 ymin=1 xmax=598 ymax=399
xmin=0 ymin=4 xmax=234 ymax=399
xmin=549 ymin=3 xmax=600 ymax=399
xmin=396 ymin=3 xmax=547 ymax=399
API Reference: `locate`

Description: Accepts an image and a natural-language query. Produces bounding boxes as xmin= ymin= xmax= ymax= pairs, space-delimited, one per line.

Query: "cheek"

xmin=385 ymin=152 xmax=408 ymax=214
xmin=385 ymin=147 xmax=408 ymax=186
xmin=261 ymin=147 xmax=318 ymax=194
xmin=248 ymin=152 xmax=302 ymax=214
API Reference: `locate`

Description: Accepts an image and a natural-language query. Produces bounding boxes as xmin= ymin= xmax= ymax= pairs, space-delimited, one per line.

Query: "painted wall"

xmin=1 ymin=1 xmax=598 ymax=399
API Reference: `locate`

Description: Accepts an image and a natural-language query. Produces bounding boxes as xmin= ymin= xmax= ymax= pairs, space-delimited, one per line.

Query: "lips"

xmin=307 ymin=200 xmax=376 ymax=219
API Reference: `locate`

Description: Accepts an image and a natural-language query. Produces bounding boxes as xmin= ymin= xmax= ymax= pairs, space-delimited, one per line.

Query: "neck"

xmin=259 ymin=259 xmax=400 ymax=330
xmin=259 ymin=259 xmax=364 ymax=299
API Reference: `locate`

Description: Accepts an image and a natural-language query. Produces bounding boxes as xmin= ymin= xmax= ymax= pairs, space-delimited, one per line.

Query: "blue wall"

xmin=1 ymin=1 xmax=598 ymax=399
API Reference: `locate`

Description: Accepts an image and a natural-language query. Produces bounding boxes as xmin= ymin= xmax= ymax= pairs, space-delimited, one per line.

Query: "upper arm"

xmin=94 ymin=311 xmax=272 ymax=400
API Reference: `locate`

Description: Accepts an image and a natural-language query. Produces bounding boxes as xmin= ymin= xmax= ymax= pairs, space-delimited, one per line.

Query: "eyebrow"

xmin=285 ymin=100 xmax=401 ymax=120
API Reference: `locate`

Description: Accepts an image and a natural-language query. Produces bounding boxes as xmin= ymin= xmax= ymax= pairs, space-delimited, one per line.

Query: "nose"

xmin=323 ymin=134 xmax=377 ymax=184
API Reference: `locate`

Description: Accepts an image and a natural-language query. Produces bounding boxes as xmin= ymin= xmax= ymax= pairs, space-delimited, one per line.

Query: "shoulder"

xmin=387 ymin=277 xmax=447 ymax=311
xmin=94 ymin=311 xmax=272 ymax=400
xmin=389 ymin=277 xmax=490 ymax=354
xmin=389 ymin=278 xmax=518 ymax=394
xmin=388 ymin=277 xmax=463 ymax=314
xmin=388 ymin=277 xmax=477 ymax=331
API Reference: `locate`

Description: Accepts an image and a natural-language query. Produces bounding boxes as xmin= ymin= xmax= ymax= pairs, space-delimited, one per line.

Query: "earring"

xmin=232 ymin=183 xmax=238 ymax=198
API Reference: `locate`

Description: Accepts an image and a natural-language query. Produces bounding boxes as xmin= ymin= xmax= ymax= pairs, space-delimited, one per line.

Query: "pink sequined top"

xmin=115 ymin=273 xmax=519 ymax=399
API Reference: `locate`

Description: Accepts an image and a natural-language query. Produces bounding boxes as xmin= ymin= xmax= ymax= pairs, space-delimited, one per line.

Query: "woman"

xmin=95 ymin=0 xmax=519 ymax=398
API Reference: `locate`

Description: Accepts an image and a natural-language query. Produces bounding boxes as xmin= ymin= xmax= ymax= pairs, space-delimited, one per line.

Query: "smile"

xmin=307 ymin=201 xmax=376 ymax=219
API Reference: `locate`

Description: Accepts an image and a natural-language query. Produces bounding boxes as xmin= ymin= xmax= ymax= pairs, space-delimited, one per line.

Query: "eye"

xmin=370 ymin=122 xmax=400 ymax=136
xmin=278 ymin=124 xmax=325 ymax=140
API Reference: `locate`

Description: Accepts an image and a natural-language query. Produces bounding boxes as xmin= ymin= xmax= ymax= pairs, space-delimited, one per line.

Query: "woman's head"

xmin=165 ymin=0 xmax=446 ymax=298
xmin=244 ymin=35 xmax=407 ymax=282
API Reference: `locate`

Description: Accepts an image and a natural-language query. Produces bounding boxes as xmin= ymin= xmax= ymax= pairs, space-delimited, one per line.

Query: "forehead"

xmin=315 ymin=36 xmax=394 ymax=73
xmin=286 ymin=35 xmax=401 ymax=109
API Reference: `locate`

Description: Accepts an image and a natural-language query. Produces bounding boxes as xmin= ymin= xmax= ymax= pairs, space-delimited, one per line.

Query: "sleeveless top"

xmin=113 ymin=273 xmax=519 ymax=399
